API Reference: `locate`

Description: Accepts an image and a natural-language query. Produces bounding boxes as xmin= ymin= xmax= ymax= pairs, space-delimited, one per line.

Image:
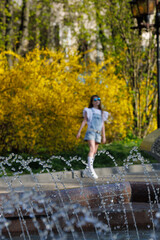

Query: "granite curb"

xmin=1 ymin=182 xmax=160 ymax=237
xmin=1 ymin=163 xmax=160 ymax=183
xmin=0 ymin=163 xmax=160 ymax=192
xmin=16 ymin=162 xmax=160 ymax=182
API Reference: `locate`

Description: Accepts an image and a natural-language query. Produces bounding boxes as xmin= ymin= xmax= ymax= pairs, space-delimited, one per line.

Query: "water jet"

xmin=0 ymin=148 xmax=160 ymax=239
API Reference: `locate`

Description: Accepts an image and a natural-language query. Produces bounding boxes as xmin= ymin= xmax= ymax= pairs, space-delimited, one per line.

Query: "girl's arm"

xmin=102 ymin=122 xmax=106 ymax=144
xmin=76 ymin=112 xmax=87 ymax=139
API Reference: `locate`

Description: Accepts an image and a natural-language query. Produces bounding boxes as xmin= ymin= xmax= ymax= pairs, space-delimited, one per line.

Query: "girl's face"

xmin=92 ymin=97 xmax=101 ymax=108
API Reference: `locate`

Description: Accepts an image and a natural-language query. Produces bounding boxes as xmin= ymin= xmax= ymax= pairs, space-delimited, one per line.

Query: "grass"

xmin=61 ymin=138 xmax=157 ymax=169
xmin=0 ymin=138 xmax=158 ymax=176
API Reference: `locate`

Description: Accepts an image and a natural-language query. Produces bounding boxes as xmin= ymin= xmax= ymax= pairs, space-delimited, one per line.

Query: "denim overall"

xmin=84 ymin=108 xmax=102 ymax=143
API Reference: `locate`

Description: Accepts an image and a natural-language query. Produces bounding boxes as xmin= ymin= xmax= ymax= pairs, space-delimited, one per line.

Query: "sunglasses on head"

xmin=93 ymin=97 xmax=101 ymax=101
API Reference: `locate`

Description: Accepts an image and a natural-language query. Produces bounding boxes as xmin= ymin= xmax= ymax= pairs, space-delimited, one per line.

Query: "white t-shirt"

xmin=83 ymin=107 xmax=109 ymax=128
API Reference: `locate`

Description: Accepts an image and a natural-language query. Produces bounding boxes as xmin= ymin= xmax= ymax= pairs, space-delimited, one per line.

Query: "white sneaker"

xmin=83 ymin=167 xmax=98 ymax=179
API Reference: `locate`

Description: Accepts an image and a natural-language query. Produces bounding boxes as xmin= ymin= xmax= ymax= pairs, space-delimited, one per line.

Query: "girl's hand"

xmin=76 ymin=132 xmax=81 ymax=139
xmin=102 ymin=136 xmax=106 ymax=144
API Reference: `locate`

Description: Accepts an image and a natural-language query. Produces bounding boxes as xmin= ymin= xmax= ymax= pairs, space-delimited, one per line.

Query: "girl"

xmin=76 ymin=95 xmax=109 ymax=179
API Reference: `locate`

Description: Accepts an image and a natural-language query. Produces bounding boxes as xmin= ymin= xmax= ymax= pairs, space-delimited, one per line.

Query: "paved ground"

xmin=1 ymin=163 xmax=160 ymax=193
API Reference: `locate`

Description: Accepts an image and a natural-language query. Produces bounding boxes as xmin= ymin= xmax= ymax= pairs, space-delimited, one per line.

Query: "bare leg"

xmin=83 ymin=140 xmax=98 ymax=179
xmin=88 ymin=140 xmax=96 ymax=157
xmin=94 ymin=142 xmax=99 ymax=156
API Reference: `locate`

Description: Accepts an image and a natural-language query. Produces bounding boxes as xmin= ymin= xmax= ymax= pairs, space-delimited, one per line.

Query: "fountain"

xmin=140 ymin=128 xmax=160 ymax=161
xmin=0 ymin=147 xmax=160 ymax=240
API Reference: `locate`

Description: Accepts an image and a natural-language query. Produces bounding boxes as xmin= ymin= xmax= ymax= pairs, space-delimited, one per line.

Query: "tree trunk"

xmin=48 ymin=1 xmax=55 ymax=50
xmin=17 ymin=0 xmax=30 ymax=55
xmin=35 ymin=0 xmax=40 ymax=46
xmin=94 ymin=1 xmax=108 ymax=59
xmin=4 ymin=0 xmax=13 ymax=66
xmin=1 ymin=1 xmax=6 ymax=43
xmin=48 ymin=1 xmax=61 ymax=50
xmin=5 ymin=0 xmax=13 ymax=50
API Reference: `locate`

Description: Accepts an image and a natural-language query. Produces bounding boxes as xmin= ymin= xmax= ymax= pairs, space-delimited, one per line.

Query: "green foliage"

xmin=0 ymin=138 xmax=157 ymax=177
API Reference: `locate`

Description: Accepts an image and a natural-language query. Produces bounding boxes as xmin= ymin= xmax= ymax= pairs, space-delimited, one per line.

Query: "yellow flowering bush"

xmin=0 ymin=48 xmax=133 ymax=153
